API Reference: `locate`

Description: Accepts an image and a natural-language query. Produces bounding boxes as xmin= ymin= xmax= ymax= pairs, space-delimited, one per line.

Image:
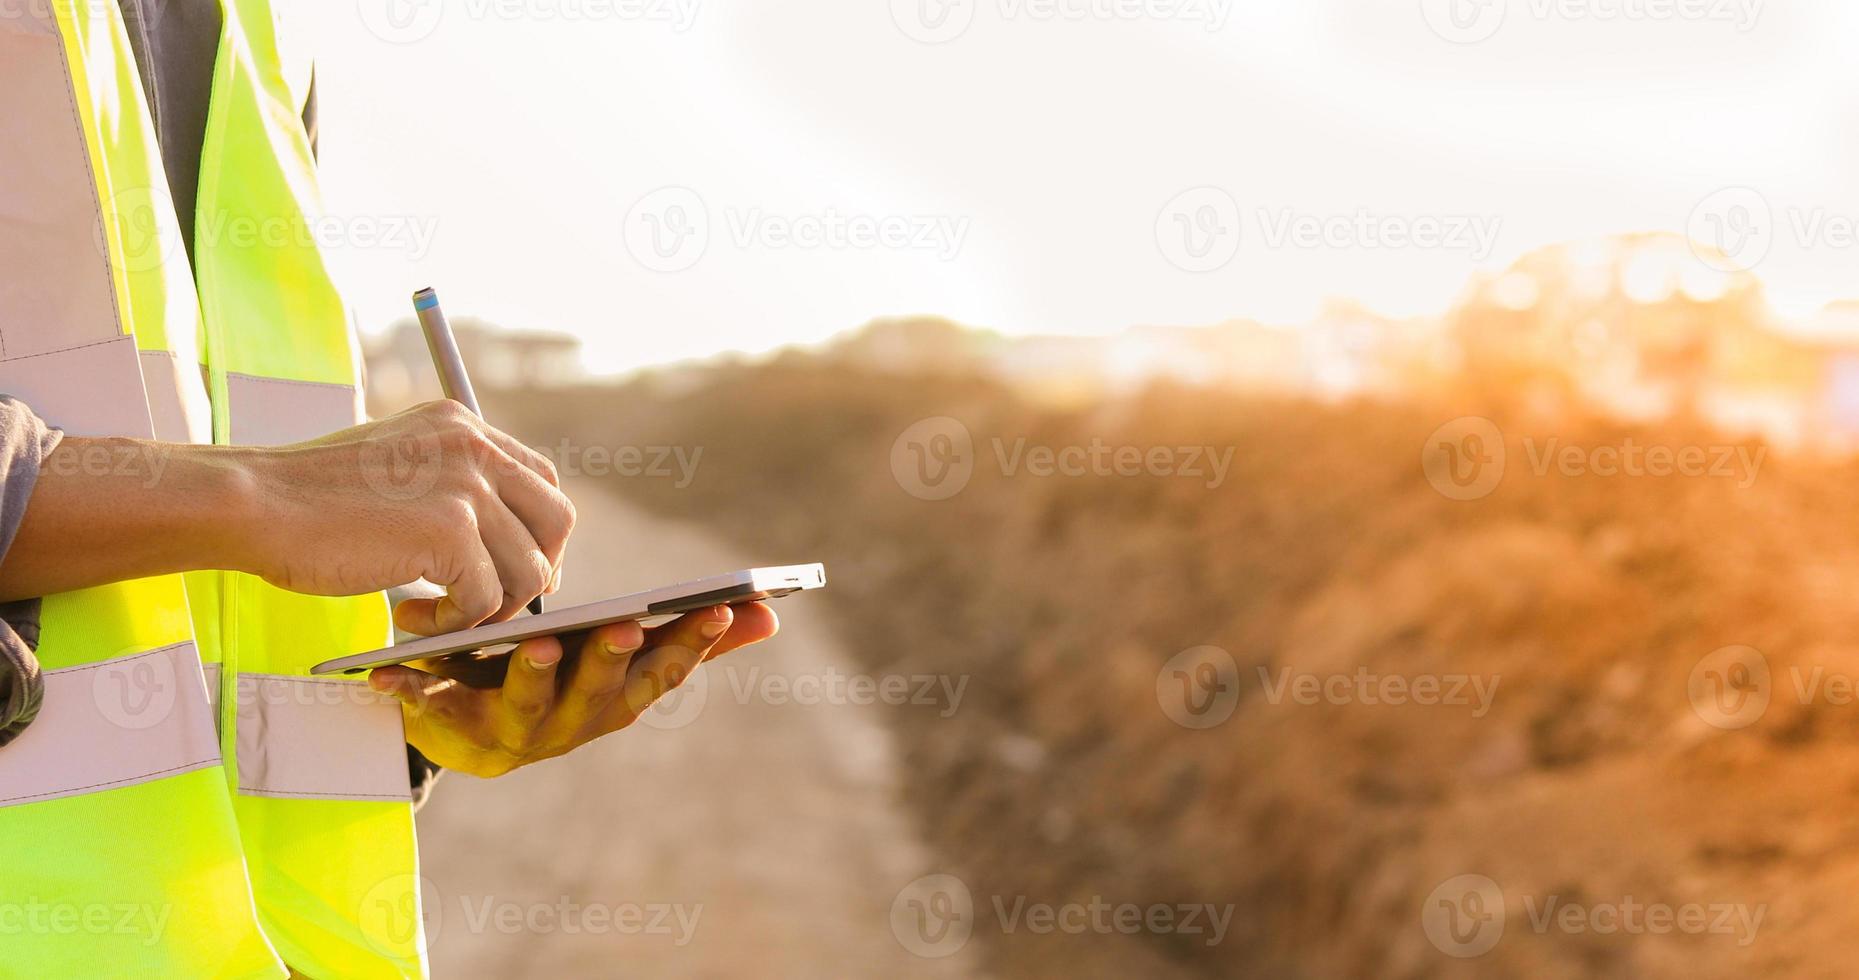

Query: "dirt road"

xmin=414 ymin=478 xmax=977 ymax=978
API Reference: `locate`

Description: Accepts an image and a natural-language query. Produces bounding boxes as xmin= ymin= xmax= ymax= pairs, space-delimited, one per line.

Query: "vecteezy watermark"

xmin=889 ymin=417 xmax=1234 ymax=500
xmin=890 ymin=0 xmax=1234 ymax=44
xmin=1155 ymin=646 xmax=1499 ymax=729
xmin=353 ymin=417 xmax=702 ymax=501
xmin=0 ymin=900 xmax=172 ymax=947
xmin=1156 ymin=646 xmax=1240 ymax=729
xmin=99 ymin=187 xmax=438 ymax=274
xmin=889 ymin=873 xmax=1234 ymax=958
xmin=628 ymin=662 xmax=971 ymax=730
xmin=725 ymin=210 xmax=970 ymax=262
xmin=43 ymin=441 xmax=172 ymax=490
xmin=539 ymin=440 xmax=703 ymax=489
xmin=195 ymin=210 xmax=439 ymax=259
xmin=622 ymin=186 xmax=971 ymax=272
xmin=91 ymin=650 xmax=181 ymax=731
xmin=1421 ymin=417 xmax=1767 ymax=501
xmin=1155 ymin=189 xmax=1502 ymax=273
xmin=1256 ymin=665 xmax=1499 ymax=717
xmin=454 ymin=897 xmax=702 ymax=944
xmin=1252 ymin=208 xmax=1502 ymax=260
xmin=1421 ymin=0 xmax=1765 ymax=45
xmin=1155 ymin=187 xmax=1242 ymax=273
xmin=1688 ymin=186 xmax=1859 ymax=274
xmin=1687 ymin=644 xmax=1770 ymax=730
xmin=1422 ymin=874 xmax=1766 ymax=958
xmin=357 ymin=0 xmax=702 ymax=44
xmin=358 ymin=874 xmax=701 ymax=957
xmin=1685 ymin=644 xmax=1859 ymax=732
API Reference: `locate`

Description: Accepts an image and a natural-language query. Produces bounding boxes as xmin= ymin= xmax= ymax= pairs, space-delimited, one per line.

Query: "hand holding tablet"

xmin=314 ymin=564 xmax=826 ymax=675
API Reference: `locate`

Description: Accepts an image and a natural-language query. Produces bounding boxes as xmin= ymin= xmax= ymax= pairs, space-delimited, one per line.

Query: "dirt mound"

xmin=492 ymin=360 xmax=1859 ymax=979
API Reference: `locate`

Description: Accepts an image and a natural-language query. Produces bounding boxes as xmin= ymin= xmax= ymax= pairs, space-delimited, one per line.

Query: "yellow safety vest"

xmin=0 ymin=1 xmax=425 ymax=976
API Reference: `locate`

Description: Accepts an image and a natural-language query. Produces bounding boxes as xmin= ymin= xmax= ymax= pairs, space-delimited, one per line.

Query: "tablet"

xmin=310 ymin=564 xmax=826 ymax=675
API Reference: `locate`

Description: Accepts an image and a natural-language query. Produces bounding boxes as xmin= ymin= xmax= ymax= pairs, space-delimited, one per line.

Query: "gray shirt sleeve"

xmin=0 ymin=397 xmax=62 ymax=747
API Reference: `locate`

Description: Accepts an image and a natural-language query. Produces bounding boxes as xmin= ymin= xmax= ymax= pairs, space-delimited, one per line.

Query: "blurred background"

xmin=326 ymin=0 xmax=1859 ymax=976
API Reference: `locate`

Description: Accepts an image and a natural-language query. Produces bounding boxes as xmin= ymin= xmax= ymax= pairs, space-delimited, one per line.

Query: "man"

xmin=0 ymin=1 xmax=776 ymax=976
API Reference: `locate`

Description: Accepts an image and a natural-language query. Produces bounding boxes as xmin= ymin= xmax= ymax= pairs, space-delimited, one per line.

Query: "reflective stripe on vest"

xmin=233 ymin=674 xmax=412 ymax=801
xmin=226 ymin=371 xmax=367 ymax=446
xmin=0 ymin=643 xmax=218 ymax=807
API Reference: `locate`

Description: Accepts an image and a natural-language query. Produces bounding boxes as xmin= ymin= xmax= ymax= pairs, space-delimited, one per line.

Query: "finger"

xmin=400 ymin=535 xmax=503 ymax=634
xmin=701 ymin=602 xmax=779 ymax=662
xmin=477 ymin=425 xmax=561 ymax=488
xmin=475 ymin=501 xmax=553 ymax=622
xmin=495 ymin=635 xmax=563 ymax=749
xmin=544 ymin=620 xmax=646 ymax=739
xmin=606 ymin=605 xmax=732 ymax=729
xmin=491 ymin=459 xmax=576 ymax=574
xmin=369 ymin=665 xmax=486 ymax=734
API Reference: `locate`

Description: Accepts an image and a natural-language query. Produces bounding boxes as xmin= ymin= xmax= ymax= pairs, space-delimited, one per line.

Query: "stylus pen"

xmin=413 ymin=286 xmax=544 ymax=616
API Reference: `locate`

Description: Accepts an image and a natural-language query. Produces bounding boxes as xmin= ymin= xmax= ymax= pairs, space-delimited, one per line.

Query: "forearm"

xmin=0 ymin=438 xmax=266 ymax=602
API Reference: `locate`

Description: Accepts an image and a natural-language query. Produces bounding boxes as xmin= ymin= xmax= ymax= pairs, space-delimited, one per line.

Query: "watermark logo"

xmin=455 ymin=896 xmax=702 ymax=943
xmin=360 ymin=413 xmax=445 ymax=501
xmin=1424 ymin=0 xmax=1765 ymax=44
xmin=890 ymin=873 xmax=1233 ymax=958
xmin=725 ymin=209 xmax=970 ymax=261
xmin=625 ymin=187 xmax=711 ymax=273
xmin=539 ymin=440 xmax=704 ymax=488
xmin=1423 ymin=874 xmax=1506 ymax=957
xmin=1254 ymin=208 xmax=1501 ymax=258
xmin=892 ymin=419 xmax=1235 ymax=500
xmin=358 ymin=0 xmax=445 ymax=43
xmin=635 ymin=659 xmax=710 ymax=731
xmin=891 ymin=873 xmax=975 ymax=958
xmin=1159 ymin=192 xmax=1502 ymax=271
xmin=1688 ymin=187 xmax=1859 ymax=275
xmin=0 ymin=900 xmax=172 ymax=947
xmin=92 ymin=652 xmax=178 ymax=731
xmin=1687 ymin=644 xmax=1770 ymax=730
xmin=891 ymin=0 xmax=977 ymax=43
xmin=624 ymin=188 xmax=966 ymax=270
xmin=1423 ymin=874 xmax=1766 ymax=956
xmin=359 ymin=874 xmax=443 ymax=956
xmin=892 ymin=416 xmax=976 ymax=500
xmin=98 ymin=186 xmax=183 ymax=275
xmin=1156 ymin=187 xmax=1241 ymax=273
xmin=1259 ymin=666 xmax=1499 ymax=716
xmin=44 ymin=442 xmax=172 ymax=490
xmin=1421 ymin=417 xmax=1506 ymax=501
xmin=1423 ymin=419 xmax=1765 ymax=500
xmin=1156 ymin=646 xmax=1240 ymax=729
xmin=1688 ymin=186 xmax=1773 ymax=272
xmin=636 ymin=664 xmax=971 ymax=729
xmin=1420 ymin=0 xmax=1507 ymax=43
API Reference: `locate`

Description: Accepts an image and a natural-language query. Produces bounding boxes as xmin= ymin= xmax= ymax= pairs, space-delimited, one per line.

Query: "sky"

xmin=304 ymin=0 xmax=1859 ymax=375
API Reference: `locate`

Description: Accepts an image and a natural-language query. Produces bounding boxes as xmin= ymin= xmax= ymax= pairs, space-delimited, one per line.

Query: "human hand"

xmin=240 ymin=400 xmax=575 ymax=631
xmin=367 ymin=602 xmax=779 ymax=777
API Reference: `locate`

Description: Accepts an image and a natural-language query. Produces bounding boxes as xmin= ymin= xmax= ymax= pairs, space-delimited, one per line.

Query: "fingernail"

xmin=525 ymin=648 xmax=560 ymax=670
xmin=602 ymin=624 xmax=644 ymax=657
xmin=700 ymin=619 xmax=729 ymax=641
